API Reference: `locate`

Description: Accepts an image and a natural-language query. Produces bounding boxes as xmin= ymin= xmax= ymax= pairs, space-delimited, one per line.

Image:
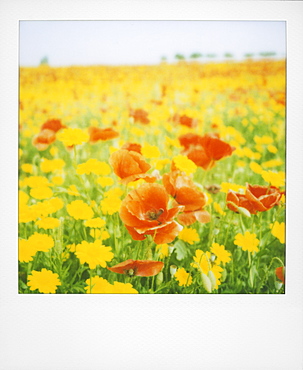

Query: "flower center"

xmin=146 ymin=208 xmax=164 ymax=221
xmin=123 ymin=268 xmax=136 ymax=277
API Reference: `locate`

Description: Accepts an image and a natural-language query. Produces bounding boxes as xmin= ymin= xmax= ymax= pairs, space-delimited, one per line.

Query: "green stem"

xmin=257 ymin=256 xmax=284 ymax=293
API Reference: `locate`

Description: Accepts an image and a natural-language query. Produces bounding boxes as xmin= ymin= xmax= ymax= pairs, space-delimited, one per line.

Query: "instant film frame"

xmin=1 ymin=1 xmax=303 ymax=369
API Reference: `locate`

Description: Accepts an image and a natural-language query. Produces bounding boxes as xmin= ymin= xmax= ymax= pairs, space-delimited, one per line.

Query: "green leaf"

xmin=174 ymin=240 xmax=188 ymax=261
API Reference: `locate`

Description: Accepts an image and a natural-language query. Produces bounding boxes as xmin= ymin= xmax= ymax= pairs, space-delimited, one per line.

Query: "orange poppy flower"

xmin=32 ymin=129 xmax=56 ymax=151
xmin=121 ymin=142 xmax=142 ymax=154
xmin=109 ymin=149 xmax=156 ymax=184
xmin=41 ymin=119 xmax=66 ymax=133
xmin=275 ymin=266 xmax=285 ymax=284
xmin=120 ymin=183 xmax=184 ymax=244
xmin=163 ymin=171 xmax=210 ymax=225
xmin=108 ymin=259 xmax=164 ymax=277
xmin=88 ymin=127 xmax=119 ymax=143
xmin=179 ymin=133 xmax=235 ymax=170
xmin=129 ymin=108 xmax=150 ymax=124
xmin=172 ymin=114 xmax=198 ymax=128
xmin=227 ymin=184 xmax=282 ymax=214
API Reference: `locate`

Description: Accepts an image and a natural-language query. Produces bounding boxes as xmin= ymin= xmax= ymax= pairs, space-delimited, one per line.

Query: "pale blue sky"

xmin=19 ymin=21 xmax=286 ymax=66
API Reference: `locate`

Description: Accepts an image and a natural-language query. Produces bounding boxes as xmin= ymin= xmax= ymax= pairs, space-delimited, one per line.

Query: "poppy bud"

xmin=156 ymin=272 xmax=164 ymax=287
xmin=170 ymin=265 xmax=177 ymax=277
xmin=207 ymin=270 xmax=217 ymax=290
xmin=201 ymin=272 xmax=212 ymax=293
xmin=238 ymin=207 xmax=251 ymax=218
xmin=210 ymin=253 xmax=216 ymax=262
xmin=275 ymin=281 xmax=283 ymax=290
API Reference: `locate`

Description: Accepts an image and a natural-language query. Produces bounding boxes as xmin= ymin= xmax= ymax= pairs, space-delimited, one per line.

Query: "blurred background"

xmin=20 ymin=20 xmax=286 ymax=67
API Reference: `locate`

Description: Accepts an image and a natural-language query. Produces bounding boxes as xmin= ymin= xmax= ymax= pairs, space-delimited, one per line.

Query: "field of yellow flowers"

xmin=18 ymin=59 xmax=285 ymax=294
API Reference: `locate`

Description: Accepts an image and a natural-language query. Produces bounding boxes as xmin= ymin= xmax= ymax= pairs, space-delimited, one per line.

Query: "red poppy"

xmin=121 ymin=142 xmax=142 ymax=154
xmin=129 ymin=109 xmax=150 ymax=124
xmin=108 ymin=259 xmax=164 ymax=277
xmin=226 ymin=184 xmax=282 ymax=215
xmin=275 ymin=266 xmax=285 ymax=284
xmin=109 ymin=149 xmax=156 ymax=184
xmin=179 ymin=133 xmax=235 ymax=170
xmin=41 ymin=119 xmax=66 ymax=133
xmin=163 ymin=171 xmax=210 ymax=225
xmin=172 ymin=114 xmax=198 ymax=128
xmin=120 ymin=183 xmax=184 ymax=244
xmin=32 ymin=129 xmax=56 ymax=151
xmin=88 ymin=127 xmax=119 ymax=143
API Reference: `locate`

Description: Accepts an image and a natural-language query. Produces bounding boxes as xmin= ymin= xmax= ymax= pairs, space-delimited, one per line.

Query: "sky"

xmin=19 ymin=21 xmax=286 ymax=67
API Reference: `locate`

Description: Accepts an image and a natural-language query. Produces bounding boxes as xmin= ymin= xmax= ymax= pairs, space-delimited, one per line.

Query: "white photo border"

xmin=1 ymin=1 xmax=303 ymax=369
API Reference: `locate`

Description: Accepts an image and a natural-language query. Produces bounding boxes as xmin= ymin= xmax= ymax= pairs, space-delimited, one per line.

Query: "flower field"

xmin=18 ymin=59 xmax=286 ymax=294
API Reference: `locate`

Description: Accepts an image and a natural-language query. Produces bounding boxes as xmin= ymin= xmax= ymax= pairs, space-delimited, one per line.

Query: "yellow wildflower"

xmin=271 ymin=221 xmax=285 ymax=244
xmin=104 ymin=187 xmax=124 ymax=198
xmin=173 ymin=155 xmax=197 ymax=176
xmin=18 ymin=239 xmax=37 ymax=262
xmin=100 ymin=196 xmax=122 ymax=215
xmin=153 ymin=158 xmax=171 ymax=171
xmin=27 ymin=232 xmax=54 ymax=253
xmin=85 ymin=276 xmax=138 ymax=294
xmin=261 ymin=170 xmax=285 ymax=187
xmin=262 ymin=159 xmax=284 ymax=168
xmin=30 ymin=186 xmax=53 ymax=200
xmin=267 ymin=144 xmax=278 ymax=154
xmin=234 ymin=231 xmax=259 ymax=253
xmin=21 ymin=163 xmax=34 ymax=174
xmin=213 ymin=202 xmax=226 ymax=216
xmin=178 ymin=227 xmax=200 ymax=245
xmin=250 ymin=162 xmax=263 ymax=175
xmin=210 ymin=243 xmax=231 ymax=264
xmin=84 ymin=217 xmax=106 ymax=228
xmin=76 ymin=159 xmax=111 ymax=176
xmin=40 ymin=158 xmax=65 ymax=173
xmin=67 ymin=200 xmax=94 ymax=220
xmin=174 ymin=268 xmax=192 ymax=287
xmin=67 ymin=185 xmax=80 ymax=196
xmin=57 ymin=127 xmax=89 ymax=146
xmin=156 ymin=243 xmax=169 ymax=259
xmin=96 ymin=176 xmax=114 ymax=187
xmin=90 ymin=229 xmax=110 ymax=240
xmin=75 ymin=240 xmax=114 ymax=269
xmin=19 ymin=190 xmax=29 ymax=205
xmin=52 ymin=176 xmax=64 ymax=185
xmin=25 ymin=176 xmax=51 ymax=188
xmin=35 ymin=217 xmax=60 ymax=230
xmin=254 ymin=135 xmax=273 ymax=145
xmin=27 ymin=268 xmax=61 ymax=294
xmin=220 ymin=182 xmax=246 ymax=194
xmin=141 ymin=144 xmax=161 ymax=158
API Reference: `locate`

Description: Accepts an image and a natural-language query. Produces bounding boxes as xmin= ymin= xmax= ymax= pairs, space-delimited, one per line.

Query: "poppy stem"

xmin=257 ymin=256 xmax=284 ymax=293
xmin=247 ymin=250 xmax=251 ymax=267
xmin=89 ymin=268 xmax=94 ymax=293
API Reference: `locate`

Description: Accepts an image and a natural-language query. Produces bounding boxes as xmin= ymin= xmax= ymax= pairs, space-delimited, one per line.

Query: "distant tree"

xmin=206 ymin=54 xmax=216 ymax=58
xmin=161 ymin=56 xmax=167 ymax=63
xmin=244 ymin=53 xmax=254 ymax=58
xmin=175 ymin=54 xmax=185 ymax=61
xmin=40 ymin=56 xmax=49 ymax=66
xmin=224 ymin=53 xmax=233 ymax=58
xmin=259 ymin=52 xmax=276 ymax=57
xmin=190 ymin=52 xmax=202 ymax=59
